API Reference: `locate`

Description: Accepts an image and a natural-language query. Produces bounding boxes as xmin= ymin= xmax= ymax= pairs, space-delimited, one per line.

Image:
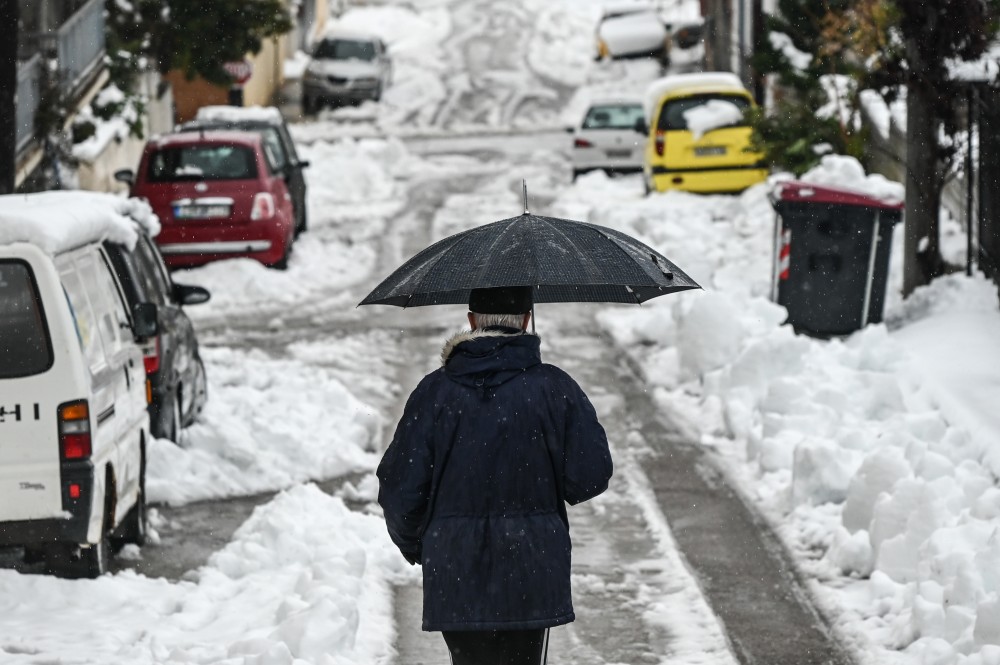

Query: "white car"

xmin=0 ymin=192 xmax=156 ymax=578
xmin=302 ymin=29 xmax=393 ymax=113
xmin=596 ymin=4 xmax=670 ymax=64
xmin=570 ymin=100 xmax=647 ymax=179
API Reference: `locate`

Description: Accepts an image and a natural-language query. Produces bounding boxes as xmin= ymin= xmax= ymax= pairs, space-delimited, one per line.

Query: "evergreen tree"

xmin=106 ymin=0 xmax=292 ymax=86
xmin=749 ymin=0 xmax=868 ymax=174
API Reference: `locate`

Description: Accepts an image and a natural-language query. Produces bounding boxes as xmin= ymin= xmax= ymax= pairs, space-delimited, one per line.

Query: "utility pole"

xmin=0 ymin=0 xmax=18 ymax=195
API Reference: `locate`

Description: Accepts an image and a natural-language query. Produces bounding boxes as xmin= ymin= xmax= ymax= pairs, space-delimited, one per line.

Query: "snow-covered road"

xmin=3 ymin=1 xmax=1000 ymax=664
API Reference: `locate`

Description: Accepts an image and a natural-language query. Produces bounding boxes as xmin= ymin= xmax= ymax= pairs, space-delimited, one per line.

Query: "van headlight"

xmin=353 ymin=77 xmax=379 ymax=87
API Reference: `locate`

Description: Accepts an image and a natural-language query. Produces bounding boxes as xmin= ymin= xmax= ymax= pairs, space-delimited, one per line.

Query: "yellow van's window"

xmin=0 ymin=260 xmax=53 ymax=379
xmin=657 ymin=94 xmax=751 ymax=131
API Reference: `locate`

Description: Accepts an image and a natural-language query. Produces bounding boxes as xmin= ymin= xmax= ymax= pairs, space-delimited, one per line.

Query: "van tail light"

xmin=574 ymin=138 xmax=593 ymax=149
xmin=142 ymin=336 xmax=161 ymax=375
xmin=58 ymin=400 xmax=91 ymax=461
xmin=655 ymin=131 xmax=666 ymax=157
xmin=251 ymin=192 xmax=276 ymax=220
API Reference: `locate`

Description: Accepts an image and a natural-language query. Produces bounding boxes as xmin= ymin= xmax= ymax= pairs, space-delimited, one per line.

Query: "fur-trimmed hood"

xmin=440 ymin=327 xmax=542 ymax=393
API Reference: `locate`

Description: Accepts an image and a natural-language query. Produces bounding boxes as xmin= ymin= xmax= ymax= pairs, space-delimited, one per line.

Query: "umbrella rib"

xmin=541 ymin=219 xmax=626 ymax=285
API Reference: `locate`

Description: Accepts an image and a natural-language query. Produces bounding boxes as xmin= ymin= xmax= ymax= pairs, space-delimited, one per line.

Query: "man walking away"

xmin=377 ymin=285 xmax=614 ymax=665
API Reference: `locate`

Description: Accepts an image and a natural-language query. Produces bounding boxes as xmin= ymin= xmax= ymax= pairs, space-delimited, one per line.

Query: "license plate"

xmin=694 ymin=146 xmax=727 ymax=157
xmin=174 ymin=204 xmax=230 ymax=219
xmin=606 ymin=149 xmax=632 ymax=159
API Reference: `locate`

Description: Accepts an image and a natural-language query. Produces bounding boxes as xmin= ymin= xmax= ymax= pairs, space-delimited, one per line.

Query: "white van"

xmin=0 ymin=192 xmax=158 ymax=578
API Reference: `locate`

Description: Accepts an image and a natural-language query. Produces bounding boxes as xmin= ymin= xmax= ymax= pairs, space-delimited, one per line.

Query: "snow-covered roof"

xmin=0 ymin=191 xmax=160 ymax=255
xmin=195 ymin=105 xmax=284 ymax=124
xmin=643 ymin=72 xmax=746 ymax=120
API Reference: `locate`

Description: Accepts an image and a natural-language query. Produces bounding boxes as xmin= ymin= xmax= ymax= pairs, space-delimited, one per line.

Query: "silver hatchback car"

xmin=570 ymin=100 xmax=646 ymax=179
xmin=302 ymin=30 xmax=392 ymax=113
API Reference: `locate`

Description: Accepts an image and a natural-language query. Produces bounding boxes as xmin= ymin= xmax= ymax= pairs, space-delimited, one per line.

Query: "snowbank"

xmin=0 ymin=191 xmax=160 ymax=254
xmin=180 ymin=138 xmax=406 ymax=322
xmin=560 ymin=169 xmax=1000 ymax=665
xmin=148 ymin=347 xmax=383 ymax=506
xmin=0 ymin=484 xmax=415 ymax=663
xmin=799 ymin=154 xmax=905 ymax=205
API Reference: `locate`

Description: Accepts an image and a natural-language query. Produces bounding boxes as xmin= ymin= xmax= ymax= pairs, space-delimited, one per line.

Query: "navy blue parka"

xmin=377 ymin=327 xmax=613 ymax=632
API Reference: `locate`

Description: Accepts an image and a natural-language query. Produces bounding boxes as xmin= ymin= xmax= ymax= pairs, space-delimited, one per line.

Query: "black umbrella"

xmin=359 ymin=185 xmax=700 ymax=308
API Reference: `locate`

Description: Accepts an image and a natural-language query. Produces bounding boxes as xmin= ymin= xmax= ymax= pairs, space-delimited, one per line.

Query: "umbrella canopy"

xmin=359 ymin=212 xmax=700 ymax=307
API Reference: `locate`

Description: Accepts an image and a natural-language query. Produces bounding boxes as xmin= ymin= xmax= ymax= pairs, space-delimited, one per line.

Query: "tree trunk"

xmin=902 ymin=50 xmax=945 ymax=297
xmin=0 ymin=0 xmax=18 ymax=195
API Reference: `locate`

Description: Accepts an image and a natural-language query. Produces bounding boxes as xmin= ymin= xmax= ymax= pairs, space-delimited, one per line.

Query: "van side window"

xmin=60 ymin=260 xmax=107 ymax=373
xmin=0 ymin=260 xmax=54 ymax=379
xmin=88 ymin=253 xmax=132 ymax=358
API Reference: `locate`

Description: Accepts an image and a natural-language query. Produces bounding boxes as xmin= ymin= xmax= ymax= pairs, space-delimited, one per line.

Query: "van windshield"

xmin=658 ymin=94 xmax=751 ymax=131
xmin=0 ymin=261 xmax=53 ymax=378
xmin=147 ymin=145 xmax=258 ymax=182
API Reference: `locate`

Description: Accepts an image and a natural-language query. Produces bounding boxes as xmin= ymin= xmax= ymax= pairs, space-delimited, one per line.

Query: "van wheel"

xmin=114 ymin=450 xmax=147 ymax=549
xmin=77 ymin=536 xmax=111 ymax=578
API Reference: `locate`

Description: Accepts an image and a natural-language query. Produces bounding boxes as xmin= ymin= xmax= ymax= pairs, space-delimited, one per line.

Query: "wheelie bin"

xmin=770 ymin=180 xmax=904 ymax=337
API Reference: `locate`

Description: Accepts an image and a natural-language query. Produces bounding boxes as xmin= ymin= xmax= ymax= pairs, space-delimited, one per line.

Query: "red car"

xmin=121 ymin=131 xmax=296 ymax=269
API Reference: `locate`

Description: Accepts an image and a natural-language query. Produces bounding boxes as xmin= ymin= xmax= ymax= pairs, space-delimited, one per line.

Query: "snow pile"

xmin=561 ymin=170 xmax=1000 ymax=664
xmin=180 ymin=138 xmax=405 ymax=322
xmin=799 ymin=154 xmax=905 ymax=205
xmin=0 ymin=484 xmax=414 ymax=663
xmin=195 ymin=105 xmax=284 ymax=124
xmin=683 ymin=99 xmax=745 ymax=139
xmin=148 ymin=347 xmax=382 ymax=506
xmin=0 ymin=191 xmax=160 ymax=253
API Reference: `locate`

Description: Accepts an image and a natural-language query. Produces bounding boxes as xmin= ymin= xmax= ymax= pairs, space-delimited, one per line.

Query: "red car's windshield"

xmin=147 ymin=145 xmax=258 ymax=182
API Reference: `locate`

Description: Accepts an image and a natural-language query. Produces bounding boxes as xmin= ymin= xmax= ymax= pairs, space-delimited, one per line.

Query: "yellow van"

xmin=641 ymin=72 xmax=768 ymax=194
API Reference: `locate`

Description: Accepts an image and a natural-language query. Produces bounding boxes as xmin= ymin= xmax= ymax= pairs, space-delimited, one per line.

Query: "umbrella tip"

xmin=522 ymin=179 xmax=529 ymax=215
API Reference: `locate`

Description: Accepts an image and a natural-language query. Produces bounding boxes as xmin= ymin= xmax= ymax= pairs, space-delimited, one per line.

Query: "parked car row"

xmin=569 ymin=71 xmax=767 ymax=194
xmin=0 ymin=193 xmax=208 ymax=578
xmin=115 ymin=106 xmax=308 ymax=270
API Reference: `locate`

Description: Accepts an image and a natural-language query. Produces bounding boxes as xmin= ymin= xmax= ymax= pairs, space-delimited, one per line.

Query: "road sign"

xmin=223 ymin=60 xmax=253 ymax=85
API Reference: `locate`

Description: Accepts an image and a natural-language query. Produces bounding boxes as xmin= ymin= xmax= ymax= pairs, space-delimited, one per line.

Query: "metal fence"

xmin=57 ymin=0 xmax=105 ymax=93
xmin=16 ymin=55 xmax=43 ymax=155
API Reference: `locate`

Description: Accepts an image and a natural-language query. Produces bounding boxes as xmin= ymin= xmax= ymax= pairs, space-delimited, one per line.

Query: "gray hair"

xmin=471 ymin=312 xmax=527 ymax=330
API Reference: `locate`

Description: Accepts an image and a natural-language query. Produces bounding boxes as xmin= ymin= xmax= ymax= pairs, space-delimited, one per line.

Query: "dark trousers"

xmin=442 ymin=629 xmax=549 ymax=665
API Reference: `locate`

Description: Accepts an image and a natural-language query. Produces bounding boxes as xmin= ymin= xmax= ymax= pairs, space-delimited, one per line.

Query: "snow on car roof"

xmin=643 ymin=72 xmax=747 ymax=120
xmin=195 ymin=105 xmax=284 ymax=124
xmin=152 ymin=130 xmax=263 ymax=148
xmin=0 ymin=191 xmax=160 ymax=255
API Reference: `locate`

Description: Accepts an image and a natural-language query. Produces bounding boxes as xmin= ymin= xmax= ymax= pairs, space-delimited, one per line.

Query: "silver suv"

xmin=302 ymin=30 xmax=392 ymax=113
